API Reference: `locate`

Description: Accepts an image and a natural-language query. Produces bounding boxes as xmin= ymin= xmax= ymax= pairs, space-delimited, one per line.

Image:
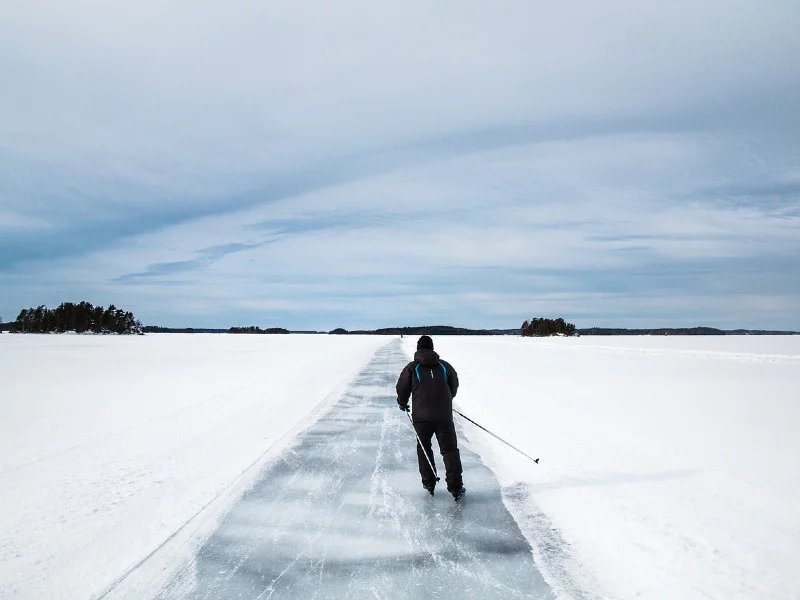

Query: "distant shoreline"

xmin=99 ymin=325 xmax=800 ymax=335
xmin=3 ymin=324 xmax=797 ymax=336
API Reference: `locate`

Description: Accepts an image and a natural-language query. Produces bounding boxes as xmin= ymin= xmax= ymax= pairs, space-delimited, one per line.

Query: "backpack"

xmin=413 ymin=361 xmax=448 ymax=385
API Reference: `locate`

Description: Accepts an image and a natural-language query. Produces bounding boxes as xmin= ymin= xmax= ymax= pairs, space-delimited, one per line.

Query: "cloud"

xmin=1 ymin=1 xmax=799 ymax=328
xmin=114 ymin=259 xmax=208 ymax=284
xmin=113 ymin=242 xmax=266 ymax=283
xmin=2 ymin=131 xmax=789 ymax=329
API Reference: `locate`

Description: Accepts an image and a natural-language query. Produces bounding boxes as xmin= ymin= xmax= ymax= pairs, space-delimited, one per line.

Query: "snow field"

xmin=0 ymin=334 xmax=387 ymax=600
xmin=404 ymin=336 xmax=800 ymax=600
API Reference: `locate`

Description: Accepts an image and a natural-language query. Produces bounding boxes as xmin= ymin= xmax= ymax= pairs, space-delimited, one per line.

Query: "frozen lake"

xmin=1 ymin=333 xmax=799 ymax=599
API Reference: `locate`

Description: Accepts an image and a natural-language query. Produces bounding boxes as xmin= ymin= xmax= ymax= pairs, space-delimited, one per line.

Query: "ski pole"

xmin=406 ymin=411 xmax=440 ymax=481
xmin=454 ymin=409 xmax=540 ymax=464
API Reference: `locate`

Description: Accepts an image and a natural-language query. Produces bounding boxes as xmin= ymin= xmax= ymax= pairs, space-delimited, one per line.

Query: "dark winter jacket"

xmin=396 ymin=349 xmax=459 ymax=422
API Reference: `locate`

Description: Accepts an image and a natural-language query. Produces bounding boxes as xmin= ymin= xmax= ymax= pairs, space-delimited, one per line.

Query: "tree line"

xmin=228 ymin=326 xmax=289 ymax=334
xmin=141 ymin=326 xmax=227 ymax=333
xmin=9 ymin=302 xmax=142 ymax=334
xmin=521 ymin=317 xmax=576 ymax=337
xmin=329 ymin=325 xmax=519 ymax=335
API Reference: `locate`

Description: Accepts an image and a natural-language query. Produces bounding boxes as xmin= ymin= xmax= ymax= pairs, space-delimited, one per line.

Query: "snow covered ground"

xmin=405 ymin=335 xmax=800 ymax=600
xmin=1 ymin=333 xmax=798 ymax=599
xmin=0 ymin=334 xmax=386 ymax=599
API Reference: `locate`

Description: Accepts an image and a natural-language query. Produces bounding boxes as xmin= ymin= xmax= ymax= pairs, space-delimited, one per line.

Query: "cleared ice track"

xmin=156 ymin=340 xmax=553 ymax=600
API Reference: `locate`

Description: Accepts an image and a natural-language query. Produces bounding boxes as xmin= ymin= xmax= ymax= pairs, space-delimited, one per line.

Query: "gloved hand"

xmin=399 ymin=404 xmax=410 ymax=412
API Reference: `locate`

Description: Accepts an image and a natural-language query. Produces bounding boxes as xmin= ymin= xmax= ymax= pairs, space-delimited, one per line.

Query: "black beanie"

xmin=417 ymin=335 xmax=434 ymax=350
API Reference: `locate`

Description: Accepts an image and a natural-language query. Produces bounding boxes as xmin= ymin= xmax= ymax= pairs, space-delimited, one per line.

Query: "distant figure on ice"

xmin=396 ymin=335 xmax=466 ymax=501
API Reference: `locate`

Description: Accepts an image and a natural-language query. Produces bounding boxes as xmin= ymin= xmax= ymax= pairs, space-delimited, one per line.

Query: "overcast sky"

xmin=1 ymin=0 xmax=799 ymax=330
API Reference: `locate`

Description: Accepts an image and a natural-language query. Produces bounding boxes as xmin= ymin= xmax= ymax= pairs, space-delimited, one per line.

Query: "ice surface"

xmin=115 ymin=341 xmax=552 ymax=599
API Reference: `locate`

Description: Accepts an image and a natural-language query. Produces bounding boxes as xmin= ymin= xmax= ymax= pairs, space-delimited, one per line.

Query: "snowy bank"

xmin=402 ymin=335 xmax=800 ymax=600
xmin=0 ymin=334 xmax=386 ymax=599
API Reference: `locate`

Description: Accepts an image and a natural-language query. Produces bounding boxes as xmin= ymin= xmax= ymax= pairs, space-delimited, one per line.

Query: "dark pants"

xmin=413 ymin=419 xmax=463 ymax=493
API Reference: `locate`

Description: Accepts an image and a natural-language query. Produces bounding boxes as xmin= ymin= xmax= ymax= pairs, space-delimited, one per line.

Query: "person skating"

xmin=396 ymin=335 xmax=466 ymax=501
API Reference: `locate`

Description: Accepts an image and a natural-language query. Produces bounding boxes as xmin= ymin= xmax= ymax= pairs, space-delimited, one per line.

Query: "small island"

xmin=521 ymin=317 xmax=577 ymax=337
xmin=8 ymin=302 xmax=142 ymax=335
